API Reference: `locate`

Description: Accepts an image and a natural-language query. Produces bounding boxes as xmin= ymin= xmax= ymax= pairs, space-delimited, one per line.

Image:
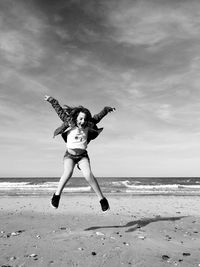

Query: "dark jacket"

xmin=47 ymin=97 xmax=112 ymax=143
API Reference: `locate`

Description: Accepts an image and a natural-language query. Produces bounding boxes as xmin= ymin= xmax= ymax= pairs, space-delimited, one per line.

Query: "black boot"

xmin=100 ymin=198 xmax=110 ymax=212
xmin=51 ymin=193 xmax=60 ymax=209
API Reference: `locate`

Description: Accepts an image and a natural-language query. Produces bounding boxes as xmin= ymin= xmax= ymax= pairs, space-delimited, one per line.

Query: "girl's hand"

xmin=44 ymin=95 xmax=50 ymax=101
xmin=110 ymin=107 xmax=116 ymax=112
xmin=105 ymin=106 xmax=116 ymax=113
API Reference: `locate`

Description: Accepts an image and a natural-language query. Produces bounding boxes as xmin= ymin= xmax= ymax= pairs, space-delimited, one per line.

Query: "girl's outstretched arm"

xmin=44 ymin=95 xmax=69 ymax=122
xmin=92 ymin=106 xmax=115 ymax=124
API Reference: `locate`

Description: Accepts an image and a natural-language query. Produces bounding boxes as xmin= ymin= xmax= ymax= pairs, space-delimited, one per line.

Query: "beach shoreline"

xmin=1 ymin=176 xmax=200 ymax=196
xmin=1 ymin=195 xmax=200 ymax=266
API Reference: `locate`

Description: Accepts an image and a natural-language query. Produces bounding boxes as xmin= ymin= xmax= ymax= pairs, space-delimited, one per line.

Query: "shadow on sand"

xmin=84 ymin=215 xmax=186 ymax=233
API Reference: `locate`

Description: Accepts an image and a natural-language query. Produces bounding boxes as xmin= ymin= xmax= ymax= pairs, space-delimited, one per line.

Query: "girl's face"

xmin=76 ymin=112 xmax=87 ymax=128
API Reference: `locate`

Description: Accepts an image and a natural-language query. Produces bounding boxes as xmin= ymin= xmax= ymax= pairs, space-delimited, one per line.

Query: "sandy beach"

xmin=0 ymin=194 xmax=200 ymax=267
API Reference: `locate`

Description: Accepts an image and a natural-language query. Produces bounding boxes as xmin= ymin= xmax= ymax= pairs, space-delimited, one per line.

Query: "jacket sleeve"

xmin=47 ymin=97 xmax=69 ymax=122
xmin=53 ymin=122 xmax=69 ymax=138
xmin=92 ymin=107 xmax=113 ymax=124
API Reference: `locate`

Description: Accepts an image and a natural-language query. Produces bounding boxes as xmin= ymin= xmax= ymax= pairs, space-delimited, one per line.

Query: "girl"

xmin=44 ymin=95 xmax=115 ymax=212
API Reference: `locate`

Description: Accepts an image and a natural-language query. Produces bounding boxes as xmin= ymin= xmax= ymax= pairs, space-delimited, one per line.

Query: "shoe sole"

xmin=102 ymin=206 xmax=110 ymax=213
xmin=50 ymin=201 xmax=58 ymax=209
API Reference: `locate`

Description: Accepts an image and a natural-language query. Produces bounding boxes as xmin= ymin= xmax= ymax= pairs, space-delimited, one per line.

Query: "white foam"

xmin=121 ymin=181 xmax=200 ymax=192
xmin=0 ymin=182 xmax=91 ymax=193
xmin=63 ymin=186 xmax=91 ymax=192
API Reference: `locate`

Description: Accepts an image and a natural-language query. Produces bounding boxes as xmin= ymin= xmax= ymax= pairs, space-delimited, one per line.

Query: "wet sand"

xmin=0 ymin=195 xmax=200 ymax=267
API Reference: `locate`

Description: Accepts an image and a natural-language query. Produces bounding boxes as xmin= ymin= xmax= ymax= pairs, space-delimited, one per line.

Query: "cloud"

xmin=1 ymin=0 xmax=200 ymax=176
xmin=0 ymin=2 xmax=48 ymax=72
xmin=1 ymin=0 xmax=199 ymax=76
xmin=0 ymin=31 xmax=45 ymax=69
xmin=108 ymin=0 xmax=200 ymax=45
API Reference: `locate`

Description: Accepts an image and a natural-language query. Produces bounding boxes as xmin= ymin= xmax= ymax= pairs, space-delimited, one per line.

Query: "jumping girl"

xmin=44 ymin=95 xmax=115 ymax=212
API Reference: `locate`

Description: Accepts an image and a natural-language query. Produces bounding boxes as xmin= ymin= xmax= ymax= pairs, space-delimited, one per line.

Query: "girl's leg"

xmin=55 ymin=158 xmax=75 ymax=195
xmin=78 ymin=157 xmax=104 ymax=200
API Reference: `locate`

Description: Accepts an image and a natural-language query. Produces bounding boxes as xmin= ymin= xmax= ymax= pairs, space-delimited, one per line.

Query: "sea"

xmin=0 ymin=177 xmax=200 ymax=196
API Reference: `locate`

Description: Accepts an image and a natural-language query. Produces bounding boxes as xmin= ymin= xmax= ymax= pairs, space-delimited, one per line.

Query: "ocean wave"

xmin=0 ymin=182 xmax=91 ymax=194
xmin=1 ymin=178 xmax=200 ymax=196
xmin=125 ymin=189 xmax=200 ymax=195
xmin=121 ymin=181 xmax=200 ymax=190
xmin=112 ymin=180 xmax=140 ymax=187
xmin=63 ymin=186 xmax=91 ymax=192
xmin=0 ymin=182 xmax=58 ymax=190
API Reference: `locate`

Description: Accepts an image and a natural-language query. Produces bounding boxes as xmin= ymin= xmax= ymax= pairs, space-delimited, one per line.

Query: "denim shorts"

xmin=63 ymin=150 xmax=89 ymax=165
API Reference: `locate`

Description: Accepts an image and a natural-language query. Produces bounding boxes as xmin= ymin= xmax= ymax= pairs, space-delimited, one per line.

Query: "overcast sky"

xmin=1 ymin=0 xmax=200 ymax=177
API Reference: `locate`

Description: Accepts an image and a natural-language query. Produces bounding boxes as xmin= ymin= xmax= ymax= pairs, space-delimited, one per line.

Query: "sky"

xmin=1 ymin=0 xmax=200 ymax=177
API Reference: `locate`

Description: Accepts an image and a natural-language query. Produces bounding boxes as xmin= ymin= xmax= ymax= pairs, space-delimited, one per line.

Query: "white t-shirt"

xmin=67 ymin=126 xmax=88 ymax=149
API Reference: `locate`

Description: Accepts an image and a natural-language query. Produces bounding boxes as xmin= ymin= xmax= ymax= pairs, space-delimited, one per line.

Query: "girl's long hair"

xmin=63 ymin=105 xmax=92 ymax=126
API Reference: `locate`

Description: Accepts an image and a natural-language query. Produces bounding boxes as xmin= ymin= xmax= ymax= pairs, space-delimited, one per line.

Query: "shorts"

xmin=63 ymin=150 xmax=89 ymax=165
